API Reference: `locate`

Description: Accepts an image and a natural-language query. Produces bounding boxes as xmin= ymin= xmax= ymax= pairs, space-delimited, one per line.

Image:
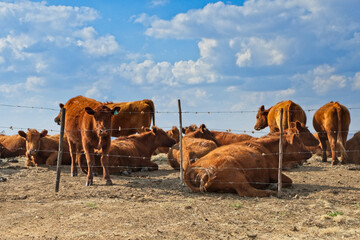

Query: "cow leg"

xmin=340 ymin=131 xmax=348 ymax=164
xmin=100 ymin=154 xmax=112 ymax=185
xmin=83 ymin=148 xmax=95 ymax=186
xmin=232 ymin=174 xmax=276 ymax=197
xmin=327 ymin=131 xmax=339 ymax=165
xmin=269 ymin=170 xmax=293 ymax=188
xmin=68 ymin=141 xmax=78 ymax=176
xmin=318 ymin=133 xmax=328 ymax=162
xmin=45 ymin=152 xmax=58 ymax=165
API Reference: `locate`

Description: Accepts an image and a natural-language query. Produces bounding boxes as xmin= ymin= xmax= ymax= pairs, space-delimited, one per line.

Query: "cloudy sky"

xmin=0 ymin=0 xmax=359 ymax=137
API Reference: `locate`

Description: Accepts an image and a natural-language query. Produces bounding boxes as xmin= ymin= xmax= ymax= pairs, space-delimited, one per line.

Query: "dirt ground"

xmin=0 ymin=154 xmax=359 ymax=240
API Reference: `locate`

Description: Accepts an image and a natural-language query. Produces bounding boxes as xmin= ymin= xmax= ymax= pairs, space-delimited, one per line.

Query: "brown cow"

xmin=313 ymin=101 xmax=351 ymax=165
xmin=55 ymin=99 xmax=155 ymax=137
xmin=168 ymin=124 xmax=219 ymax=170
xmin=0 ymin=134 xmax=26 ymax=158
xmin=18 ymin=129 xmax=71 ymax=166
xmin=254 ymin=100 xmax=307 ymax=133
xmin=345 ymin=131 xmax=360 ymax=164
xmin=154 ymin=126 xmax=180 ymax=155
xmin=184 ymin=130 xmax=312 ymax=197
xmin=83 ymin=127 xmax=176 ymax=175
xmin=59 ymin=95 xmax=120 ymax=186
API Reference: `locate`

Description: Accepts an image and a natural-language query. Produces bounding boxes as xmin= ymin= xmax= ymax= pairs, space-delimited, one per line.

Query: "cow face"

xmin=85 ymin=105 xmax=121 ymax=138
xmin=18 ymin=129 xmax=48 ymax=156
xmin=283 ymin=132 xmax=312 ymax=162
xmin=167 ymin=126 xmax=180 ymax=142
xmin=152 ymin=127 xmax=177 ymax=147
xmin=54 ymin=103 xmax=64 ymax=125
xmin=289 ymin=121 xmax=319 ymax=147
xmin=254 ymin=105 xmax=268 ymax=131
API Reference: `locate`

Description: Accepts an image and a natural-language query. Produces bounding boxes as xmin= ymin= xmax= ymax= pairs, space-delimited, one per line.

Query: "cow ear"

xmin=40 ymin=130 xmax=48 ymax=138
xmin=18 ymin=130 xmax=26 ymax=139
xmin=200 ymin=124 xmax=206 ymax=132
xmin=295 ymin=121 xmax=303 ymax=130
xmin=152 ymin=126 xmax=158 ymax=134
xmin=59 ymin=103 xmax=64 ymax=109
xmin=85 ymin=107 xmax=95 ymax=115
xmin=259 ymin=105 xmax=265 ymax=112
xmin=112 ymin=107 xmax=121 ymax=115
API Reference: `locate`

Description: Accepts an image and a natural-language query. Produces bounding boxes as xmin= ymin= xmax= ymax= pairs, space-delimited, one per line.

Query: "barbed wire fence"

xmin=0 ymin=101 xmax=360 ymax=197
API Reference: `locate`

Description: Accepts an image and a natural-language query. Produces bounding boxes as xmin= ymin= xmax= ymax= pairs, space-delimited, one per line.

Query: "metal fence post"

xmin=277 ymin=108 xmax=284 ymax=198
xmin=178 ymin=99 xmax=184 ymax=185
xmin=55 ymin=107 xmax=65 ymax=192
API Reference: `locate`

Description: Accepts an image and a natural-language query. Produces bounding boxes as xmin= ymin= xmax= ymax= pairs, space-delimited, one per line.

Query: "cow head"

xmin=185 ymin=124 xmax=219 ymax=146
xmin=152 ymin=126 xmax=177 ymax=147
xmin=85 ymin=105 xmax=121 ymax=138
xmin=183 ymin=124 xmax=198 ymax=134
xmin=54 ymin=103 xmax=65 ymax=125
xmin=254 ymin=105 xmax=269 ymax=131
xmin=283 ymin=131 xmax=313 ymax=163
xmin=289 ymin=121 xmax=319 ymax=147
xmin=18 ymin=129 xmax=48 ymax=157
xmin=167 ymin=126 xmax=180 ymax=143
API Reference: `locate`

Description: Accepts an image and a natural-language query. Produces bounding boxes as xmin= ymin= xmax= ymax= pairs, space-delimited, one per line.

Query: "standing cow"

xmin=55 ymin=99 xmax=155 ymax=137
xmin=313 ymin=101 xmax=351 ymax=165
xmin=57 ymin=95 xmax=120 ymax=186
xmin=254 ymin=100 xmax=307 ymax=133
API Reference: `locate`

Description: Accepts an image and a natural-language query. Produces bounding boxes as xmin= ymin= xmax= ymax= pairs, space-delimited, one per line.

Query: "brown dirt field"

xmin=0 ymin=154 xmax=360 ymax=240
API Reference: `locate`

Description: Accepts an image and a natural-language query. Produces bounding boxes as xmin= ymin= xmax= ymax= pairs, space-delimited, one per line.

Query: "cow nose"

xmin=99 ymin=129 xmax=109 ymax=137
xmin=28 ymin=149 xmax=36 ymax=156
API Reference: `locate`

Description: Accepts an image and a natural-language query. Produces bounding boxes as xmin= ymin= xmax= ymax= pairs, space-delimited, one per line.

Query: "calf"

xmin=18 ymin=129 xmax=71 ymax=166
xmin=313 ymin=101 xmax=351 ymax=165
xmin=184 ymin=131 xmax=312 ymax=197
xmin=56 ymin=95 xmax=120 ymax=186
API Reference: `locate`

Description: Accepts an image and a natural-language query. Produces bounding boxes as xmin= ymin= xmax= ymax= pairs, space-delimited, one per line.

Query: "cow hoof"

xmin=105 ymin=180 xmax=113 ymax=186
xmin=85 ymin=181 xmax=93 ymax=186
xmin=322 ymin=159 xmax=327 ymax=163
xmin=71 ymin=172 xmax=78 ymax=177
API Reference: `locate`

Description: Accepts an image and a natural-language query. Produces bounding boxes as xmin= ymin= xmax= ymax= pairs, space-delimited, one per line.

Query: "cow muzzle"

xmin=98 ymin=129 xmax=109 ymax=137
xmin=28 ymin=149 xmax=37 ymax=156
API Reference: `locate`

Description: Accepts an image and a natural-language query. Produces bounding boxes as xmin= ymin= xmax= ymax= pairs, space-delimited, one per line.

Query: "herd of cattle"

xmin=0 ymin=96 xmax=359 ymax=197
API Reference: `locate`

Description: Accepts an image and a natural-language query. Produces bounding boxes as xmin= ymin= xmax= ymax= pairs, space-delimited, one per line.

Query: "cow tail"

xmin=146 ymin=100 xmax=155 ymax=126
xmin=335 ymin=103 xmax=347 ymax=159
xmin=184 ymin=166 xmax=215 ymax=192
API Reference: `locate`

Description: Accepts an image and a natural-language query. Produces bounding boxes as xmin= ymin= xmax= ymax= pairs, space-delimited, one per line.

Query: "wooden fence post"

xmin=55 ymin=107 xmax=65 ymax=192
xmin=277 ymin=108 xmax=284 ymax=198
xmin=178 ymin=99 xmax=184 ymax=185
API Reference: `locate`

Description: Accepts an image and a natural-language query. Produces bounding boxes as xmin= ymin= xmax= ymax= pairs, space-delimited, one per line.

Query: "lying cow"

xmin=254 ymin=100 xmax=307 ymax=133
xmin=345 ymin=131 xmax=360 ymax=164
xmin=82 ymin=127 xmax=176 ymax=175
xmin=184 ymin=130 xmax=312 ymax=197
xmin=58 ymin=95 xmax=120 ymax=186
xmin=18 ymin=129 xmax=71 ymax=166
xmin=168 ymin=124 xmax=219 ymax=170
xmin=313 ymin=101 xmax=351 ymax=165
xmin=55 ymin=99 xmax=155 ymax=137
xmin=0 ymin=134 xmax=26 ymax=158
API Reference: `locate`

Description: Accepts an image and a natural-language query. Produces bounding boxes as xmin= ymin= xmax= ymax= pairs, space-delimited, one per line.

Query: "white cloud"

xmin=115 ymin=57 xmax=218 ymax=86
xmin=25 ymin=76 xmax=45 ymax=91
xmin=151 ymin=0 xmax=169 ymax=7
xmin=312 ymin=65 xmax=347 ymax=94
xmin=352 ymin=72 xmax=360 ymax=90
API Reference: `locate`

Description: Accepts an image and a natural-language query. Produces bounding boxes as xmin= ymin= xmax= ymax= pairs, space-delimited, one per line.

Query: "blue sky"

xmin=0 ymin=0 xmax=359 ymax=137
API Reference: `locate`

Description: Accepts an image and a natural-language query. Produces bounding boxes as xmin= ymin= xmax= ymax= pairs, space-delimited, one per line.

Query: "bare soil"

xmin=0 ymin=154 xmax=360 ymax=240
